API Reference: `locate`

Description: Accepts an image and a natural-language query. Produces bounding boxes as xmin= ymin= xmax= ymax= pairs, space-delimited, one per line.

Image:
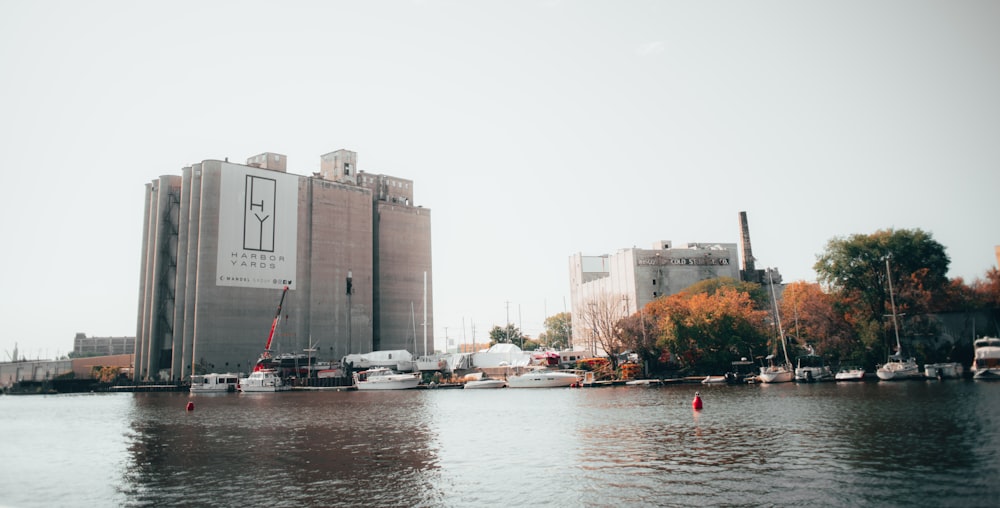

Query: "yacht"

xmin=353 ymin=367 xmax=420 ymax=390
xmin=506 ymin=369 xmax=581 ymax=388
xmin=876 ymin=258 xmax=922 ymax=381
xmin=190 ymin=373 xmax=240 ymax=393
xmin=971 ymin=337 xmax=1000 ymax=379
xmin=239 ymin=369 xmax=291 ymax=392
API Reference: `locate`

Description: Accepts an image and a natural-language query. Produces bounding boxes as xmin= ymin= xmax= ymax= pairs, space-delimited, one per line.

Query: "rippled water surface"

xmin=2 ymin=381 xmax=999 ymax=507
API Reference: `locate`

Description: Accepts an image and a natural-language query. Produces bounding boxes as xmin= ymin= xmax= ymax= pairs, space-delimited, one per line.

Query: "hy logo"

xmin=244 ymin=175 xmax=276 ymax=252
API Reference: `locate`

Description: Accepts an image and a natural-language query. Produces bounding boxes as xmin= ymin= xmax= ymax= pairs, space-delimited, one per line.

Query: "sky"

xmin=1 ymin=0 xmax=998 ymax=360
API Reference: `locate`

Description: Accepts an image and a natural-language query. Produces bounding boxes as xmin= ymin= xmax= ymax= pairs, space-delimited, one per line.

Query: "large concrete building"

xmin=135 ymin=150 xmax=433 ymax=382
xmin=568 ymin=241 xmax=740 ymax=355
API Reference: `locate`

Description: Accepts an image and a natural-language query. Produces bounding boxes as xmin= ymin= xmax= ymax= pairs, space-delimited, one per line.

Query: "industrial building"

xmin=135 ymin=150 xmax=433 ymax=382
xmin=73 ymin=333 xmax=135 ymax=357
xmin=568 ymin=240 xmax=741 ymax=355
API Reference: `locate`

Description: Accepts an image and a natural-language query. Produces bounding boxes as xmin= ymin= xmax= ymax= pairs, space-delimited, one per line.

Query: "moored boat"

xmin=971 ymin=337 xmax=1000 ymax=379
xmin=701 ymin=375 xmax=727 ymax=384
xmin=190 ymin=373 xmax=240 ymax=393
xmin=924 ymin=362 xmax=964 ymax=380
xmin=794 ymin=353 xmax=833 ymax=382
xmin=239 ymin=369 xmax=290 ymax=392
xmin=506 ymin=369 xmax=581 ymax=388
xmin=464 ymin=378 xmax=507 ymax=389
xmin=353 ymin=367 xmax=420 ymax=390
xmin=835 ymin=366 xmax=865 ymax=381
xmin=876 ymin=354 xmax=921 ymax=381
xmin=876 ymin=258 xmax=922 ymax=381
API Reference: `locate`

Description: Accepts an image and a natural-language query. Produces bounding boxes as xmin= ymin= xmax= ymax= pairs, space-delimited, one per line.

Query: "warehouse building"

xmin=135 ymin=150 xmax=433 ymax=382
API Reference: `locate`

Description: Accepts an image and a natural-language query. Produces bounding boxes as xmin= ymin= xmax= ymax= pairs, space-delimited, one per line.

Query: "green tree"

xmin=489 ymin=324 xmax=523 ymax=345
xmin=537 ymin=312 xmax=571 ymax=349
xmin=815 ymin=228 xmax=950 ymax=323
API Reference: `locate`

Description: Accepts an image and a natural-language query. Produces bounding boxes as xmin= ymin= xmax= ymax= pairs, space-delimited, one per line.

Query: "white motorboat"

xmin=506 ymin=369 xmax=581 ymax=388
xmin=353 ymin=367 xmax=420 ymax=390
xmin=835 ymin=367 xmax=866 ymax=381
xmin=971 ymin=337 xmax=1000 ymax=379
xmin=239 ymin=369 xmax=290 ymax=392
xmin=794 ymin=354 xmax=833 ymax=382
xmin=190 ymin=373 xmax=240 ymax=393
xmin=876 ymin=258 xmax=922 ymax=381
xmin=701 ymin=375 xmax=727 ymax=384
xmin=464 ymin=378 xmax=507 ymax=389
xmin=924 ymin=362 xmax=964 ymax=380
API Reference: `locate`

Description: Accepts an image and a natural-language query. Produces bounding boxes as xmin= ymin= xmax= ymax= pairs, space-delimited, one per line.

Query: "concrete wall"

xmin=374 ymin=202 xmax=434 ymax=354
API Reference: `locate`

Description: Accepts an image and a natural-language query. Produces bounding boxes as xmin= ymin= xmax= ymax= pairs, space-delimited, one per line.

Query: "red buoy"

xmin=692 ymin=391 xmax=703 ymax=410
xmin=186 ymin=401 xmax=195 ymax=411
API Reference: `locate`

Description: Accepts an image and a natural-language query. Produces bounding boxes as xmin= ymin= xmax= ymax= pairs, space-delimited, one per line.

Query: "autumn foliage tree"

xmin=778 ymin=281 xmax=857 ymax=364
xmin=647 ymin=285 xmax=770 ymax=375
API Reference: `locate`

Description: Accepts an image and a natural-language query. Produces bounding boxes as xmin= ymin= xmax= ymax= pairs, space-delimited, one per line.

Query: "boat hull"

xmin=758 ymin=367 xmax=793 ymax=383
xmin=924 ymin=362 xmax=964 ymax=379
xmin=464 ymin=379 xmax=507 ymax=389
xmin=795 ymin=366 xmax=833 ymax=382
xmin=835 ymin=369 xmax=865 ymax=381
xmin=239 ymin=371 xmax=291 ymax=392
xmin=353 ymin=368 xmax=421 ymax=390
xmin=876 ymin=359 xmax=921 ymax=380
xmin=506 ymin=371 xmax=580 ymax=388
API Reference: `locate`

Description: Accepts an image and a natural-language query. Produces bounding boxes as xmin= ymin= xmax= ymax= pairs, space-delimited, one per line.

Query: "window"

xmin=653 ymin=292 xmax=657 ymax=297
xmin=652 ymin=279 xmax=657 ymax=285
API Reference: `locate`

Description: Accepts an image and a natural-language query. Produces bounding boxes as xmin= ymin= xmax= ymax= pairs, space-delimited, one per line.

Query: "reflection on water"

xmin=2 ymin=381 xmax=999 ymax=507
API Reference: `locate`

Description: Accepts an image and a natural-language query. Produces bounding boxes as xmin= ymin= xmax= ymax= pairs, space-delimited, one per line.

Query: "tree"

xmin=617 ymin=310 xmax=663 ymax=376
xmin=579 ymin=292 xmax=629 ymax=372
xmin=815 ymin=228 xmax=950 ymax=323
xmin=779 ymin=281 xmax=857 ymax=364
xmin=648 ymin=285 xmax=770 ymax=375
xmin=488 ymin=324 xmax=523 ymax=346
xmin=537 ymin=312 xmax=571 ymax=349
xmin=814 ymin=228 xmax=951 ymax=364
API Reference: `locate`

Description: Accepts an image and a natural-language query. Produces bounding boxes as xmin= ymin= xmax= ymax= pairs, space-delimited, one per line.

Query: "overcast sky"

xmin=1 ymin=0 xmax=998 ymax=360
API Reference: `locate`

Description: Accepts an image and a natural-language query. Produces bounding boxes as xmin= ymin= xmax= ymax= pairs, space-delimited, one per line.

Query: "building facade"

xmin=135 ymin=150 xmax=433 ymax=382
xmin=568 ymin=241 xmax=740 ymax=355
xmin=73 ymin=333 xmax=135 ymax=356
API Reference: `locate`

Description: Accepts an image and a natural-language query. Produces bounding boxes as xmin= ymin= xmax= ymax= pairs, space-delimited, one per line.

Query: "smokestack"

xmin=738 ymin=211 xmax=757 ymax=282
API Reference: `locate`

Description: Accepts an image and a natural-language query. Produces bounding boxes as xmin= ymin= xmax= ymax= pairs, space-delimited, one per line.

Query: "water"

xmin=2 ymin=381 xmax=999 ymax=507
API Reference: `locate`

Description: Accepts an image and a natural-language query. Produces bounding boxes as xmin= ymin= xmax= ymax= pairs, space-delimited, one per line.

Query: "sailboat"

xmin=759 ymin=268 xmax=793 ymax=383
xmin=876 ymin=258 xmax=921 ymax=381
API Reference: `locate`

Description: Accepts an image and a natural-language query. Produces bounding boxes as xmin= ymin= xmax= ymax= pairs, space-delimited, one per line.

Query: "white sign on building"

xmin=216 ymin=163 xmax=298 ymax=289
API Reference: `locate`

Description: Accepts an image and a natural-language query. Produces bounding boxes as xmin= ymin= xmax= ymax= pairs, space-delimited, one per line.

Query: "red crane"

xmin=253 ymin=285 xmax=289 ymax=372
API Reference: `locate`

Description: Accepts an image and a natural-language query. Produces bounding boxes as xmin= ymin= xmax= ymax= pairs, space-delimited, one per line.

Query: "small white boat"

xmin=239 ymin=369 xmax=290 ymax=392
xmin=794 ymin=354 xmax=833 ymax=382
xmin=835 ymin=367 xmax=865 ymax=381
xmin=190 ymin=373 xmax=240 ymax=393
xmin=506 ymin=369 xmax=581 ymax=388
xmin=464 ymin=378 xmax=507 ymax=389
xmin=972 ymin=337 xmax=1000 ymax=379
xmin=876 ymin=354 xmax=921 ymax=381
xmin=701 ymin=375 xmax=727 ymax=384
xmin=924 ymin=362 xmax=964 ymax=380
xmin=353 ymin=367 xmax=420 ymax=390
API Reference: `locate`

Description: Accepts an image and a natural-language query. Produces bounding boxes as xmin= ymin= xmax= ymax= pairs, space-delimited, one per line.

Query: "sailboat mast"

xmin=767 ymin=268 xmax=790 ymax=365
xmin=886 ymin=258 xmax=902 ymax=351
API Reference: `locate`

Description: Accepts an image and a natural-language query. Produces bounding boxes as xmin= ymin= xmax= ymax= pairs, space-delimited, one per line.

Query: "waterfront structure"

xmin=73 ymin=333 xmax=135 ymax=357
xmin=135 ymin=150 xmax=433 ymax=382
xmin=568 ymin=241 xmax=740 ymax=355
